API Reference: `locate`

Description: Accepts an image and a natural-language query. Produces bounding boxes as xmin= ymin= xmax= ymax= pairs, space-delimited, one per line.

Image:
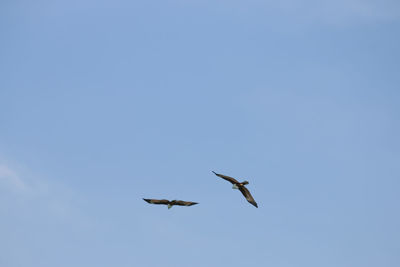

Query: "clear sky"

xmin=1 ymin=1 xmax=400 ymax=266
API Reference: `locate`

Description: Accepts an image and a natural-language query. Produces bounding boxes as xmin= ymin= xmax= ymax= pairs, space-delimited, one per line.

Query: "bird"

xmin=212 ymin=171 xmax=258 ymax=208
xmin=143 ymin=198 xmax=198 ymax=209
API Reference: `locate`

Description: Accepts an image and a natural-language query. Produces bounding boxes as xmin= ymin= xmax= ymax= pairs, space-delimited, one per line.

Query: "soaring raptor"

xmin=212 ymin=171 xmax=258 ymax=208
xmin=143 ymin=198 xmax=198 ymax=209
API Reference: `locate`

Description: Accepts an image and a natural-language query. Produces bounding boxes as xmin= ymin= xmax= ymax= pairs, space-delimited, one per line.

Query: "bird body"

xmin=212 ymin=171 xmax=258 ymax=208
xmin=143 ymin=198 xmax=198 ymax=209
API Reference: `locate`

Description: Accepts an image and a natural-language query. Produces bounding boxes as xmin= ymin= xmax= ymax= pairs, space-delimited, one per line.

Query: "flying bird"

xmin=212 ymin=171 xmax=258 ymax=208
xmin=143 ymin=198 xmax=198 ymax=209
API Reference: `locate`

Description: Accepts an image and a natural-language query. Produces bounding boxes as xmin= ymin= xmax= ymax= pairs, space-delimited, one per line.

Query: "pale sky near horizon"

xmin=1 ymin=1 xmax=400 ymax=267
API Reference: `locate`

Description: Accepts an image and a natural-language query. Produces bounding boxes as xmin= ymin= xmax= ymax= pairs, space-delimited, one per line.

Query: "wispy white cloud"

xmin=0 ymin=161 xmax=94 ymax=266
xmin=0 ymin=161 xmax=92 ymax=229
xmin=0 ymin=164 xmax=28 ymax=191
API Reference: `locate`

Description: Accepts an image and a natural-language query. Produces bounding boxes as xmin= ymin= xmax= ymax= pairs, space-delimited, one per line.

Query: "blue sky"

xmin=1 ymin=1 xmax=400 ymax=266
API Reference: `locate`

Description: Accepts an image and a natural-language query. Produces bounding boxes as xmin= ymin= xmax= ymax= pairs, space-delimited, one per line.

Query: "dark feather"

xmin=212 ymin=171 xmax=239 ymax=184
xmin=143 ymin=198 xmax=170 ymax=205
xmin=238 ymin=186 xmax=258 ymax=208
xmin=174 ymin=200 xmax=198 ymax=206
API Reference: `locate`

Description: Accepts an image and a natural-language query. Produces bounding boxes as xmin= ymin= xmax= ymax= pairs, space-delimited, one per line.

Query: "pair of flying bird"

xmin=143 ymin=171 xmax=258 ymax=209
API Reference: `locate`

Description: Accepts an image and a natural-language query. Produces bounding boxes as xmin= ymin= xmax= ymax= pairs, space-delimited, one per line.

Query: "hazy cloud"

xmin=0 ymin=162 xmax=91 ymax=227
xmin=0 ymin=164 xmax=28 ymax=191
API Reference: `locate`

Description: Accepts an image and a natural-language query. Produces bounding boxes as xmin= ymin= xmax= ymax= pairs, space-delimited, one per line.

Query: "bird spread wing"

xmin=238 ymin=186 xmax=258 ymax=208
xmin=212 ymin=171 xmax=239 ymax=184
xmin=143 ymin=198 xmax=170 ymax=205
xmin=173 ymin=200 xmax=198 ymax=206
